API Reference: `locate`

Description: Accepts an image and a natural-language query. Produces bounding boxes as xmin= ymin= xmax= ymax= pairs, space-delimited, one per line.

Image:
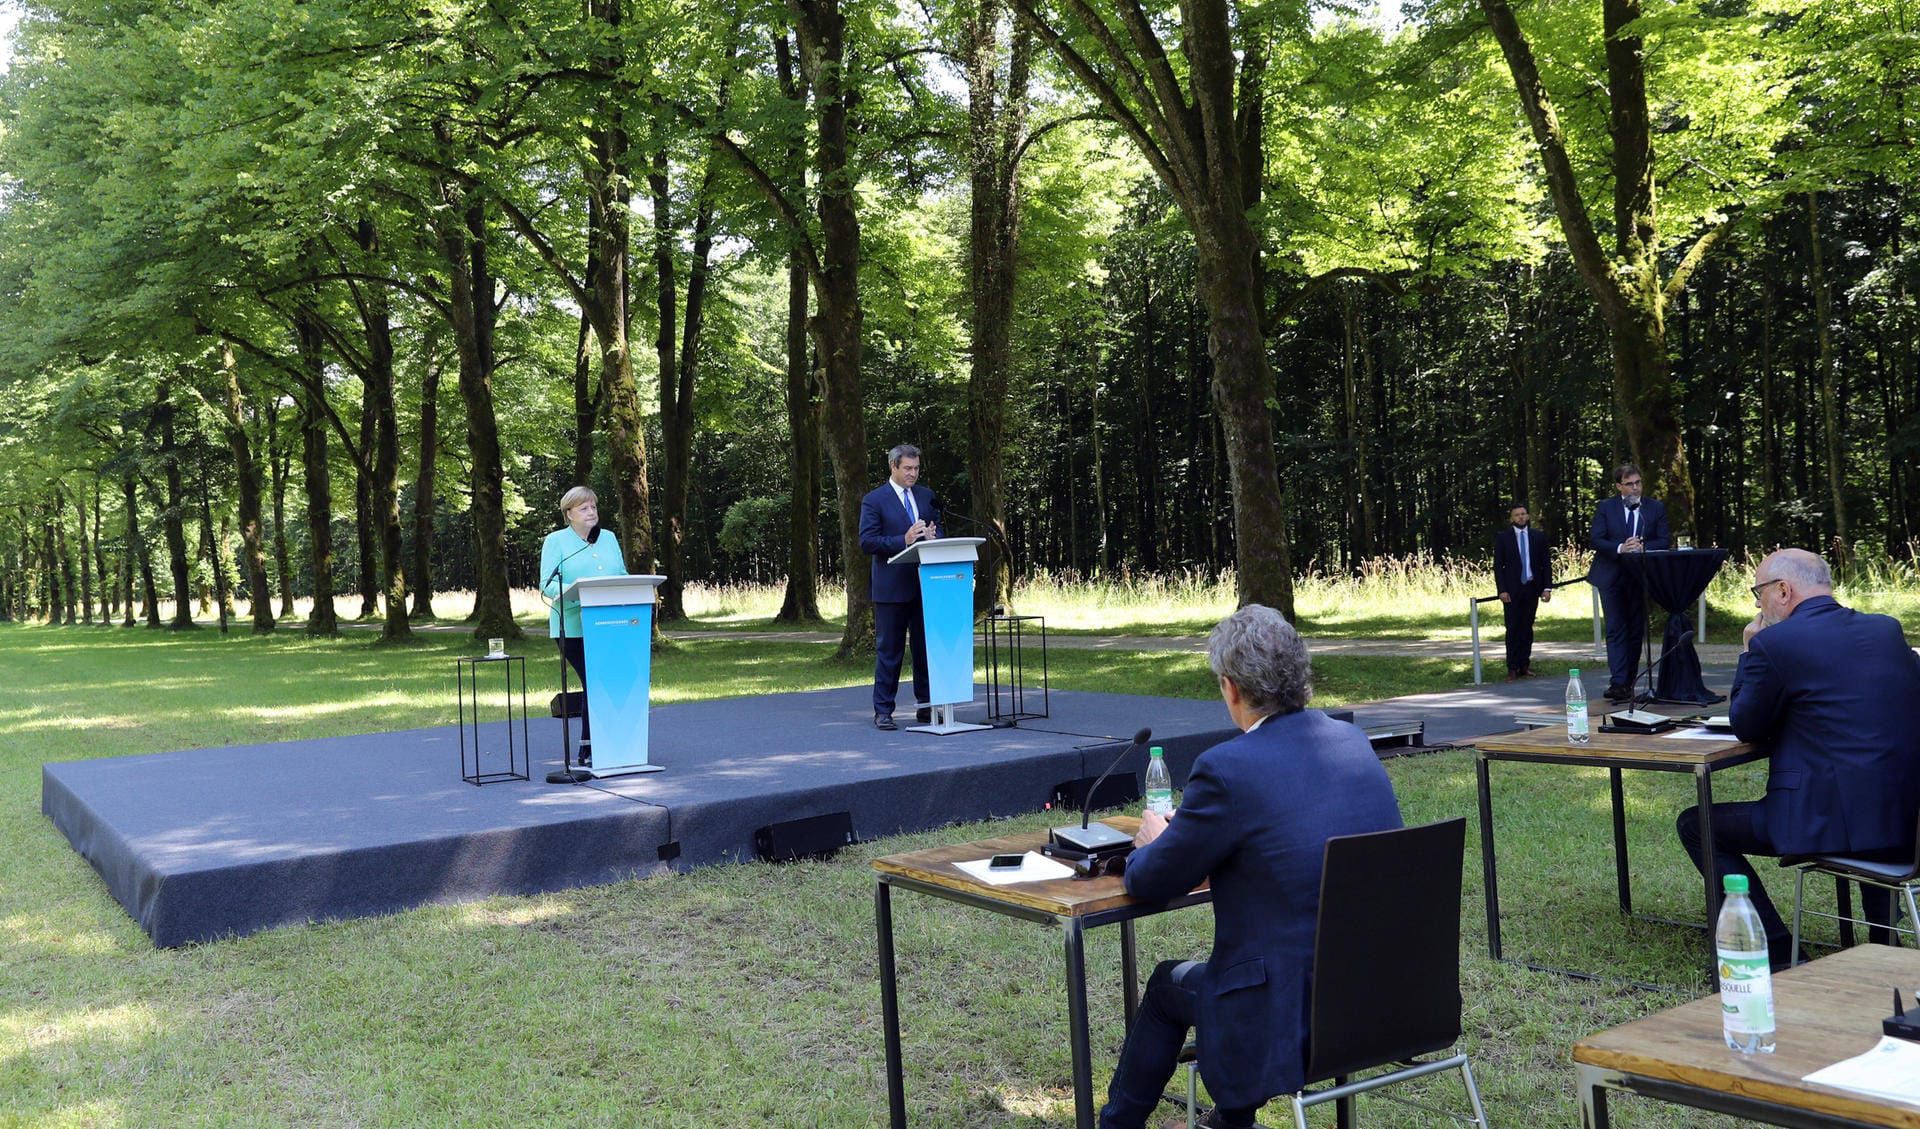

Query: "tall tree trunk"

xmin=353 ymin=219 xmax=412 ymax=642
xmin=353 ymin=387 xmax=380 ymax=620
xmin=963 ymin=2 xmax=1030 ymax=615
xmin=124 ymin=476 xmax=156 ymax=627
xmin=265 ymin=397 xmax=297 ymax=619
xmin=68 ymin=483 xmax=94 ymax=624
xmin=435 ymin=189 xmax=517 ymax=641
xmin=155 ymin=381 xmax=197 ymax=630
xmin=1806 ymin=192 xmax=1852 ymax=573
xmin=774 ymin=33 xmax=822 ymax=624
xmin=199 ymin=482 xmax=232 ymax=634
xmin=219 ymin=342 xmax=276 ymax=633
xmin=295 ymin=310 xmax=339 ymax=636
xmin=412 ymin=340 xmax=443 ymax=620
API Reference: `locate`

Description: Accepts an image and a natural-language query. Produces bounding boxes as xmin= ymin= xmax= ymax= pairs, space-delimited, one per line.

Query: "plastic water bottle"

xmin=1716 ymin=873 xmax=1777 ymax=1053
xmin=1144 ymin=747 xmax=1174 ymax=816
xmin=1565 ymin=669 xmax=1590 ymax=744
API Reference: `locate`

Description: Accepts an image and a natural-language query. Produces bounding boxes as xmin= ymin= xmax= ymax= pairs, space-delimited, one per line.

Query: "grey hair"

xmin=1207 ymin=604 xmax=1311 ymax=715
xmin=1767 ymin=548 xmax=1833 ymax=592
xmin=887 ymin=444 xmax=922 ymax=467
xmin=559 ymin=485 xmax=598 ymax=520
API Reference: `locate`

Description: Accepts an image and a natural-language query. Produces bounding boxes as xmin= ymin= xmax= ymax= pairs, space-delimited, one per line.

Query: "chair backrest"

xmin=1302 ymin=816 xmax=1468 ymax=1082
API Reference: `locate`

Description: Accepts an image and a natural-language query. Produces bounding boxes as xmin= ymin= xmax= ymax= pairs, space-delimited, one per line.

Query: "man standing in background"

xmin=1493 ymin=502 xmax=1552 ymax=680
xmin=1588 ymin=464 xmax=1669 ymax=701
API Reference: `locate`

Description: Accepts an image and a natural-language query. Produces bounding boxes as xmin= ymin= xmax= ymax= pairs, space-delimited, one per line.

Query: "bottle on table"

xmin=1716 ymin=873 xmax=1777 ymax=1053
xmin=1144 ymin=746 xmax=1174 ymax=816
xmin=1566 ymin=668 xmax=1590 ymax=745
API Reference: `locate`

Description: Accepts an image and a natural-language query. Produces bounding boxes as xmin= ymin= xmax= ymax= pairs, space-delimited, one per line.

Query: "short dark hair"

xmin=1509 ymin=501 xmax=1529 ymax=513
xmin=1614 ymin=463 xmax=1642 ymax=484
xmin=887 ymin=444 xmax=921 ymax=468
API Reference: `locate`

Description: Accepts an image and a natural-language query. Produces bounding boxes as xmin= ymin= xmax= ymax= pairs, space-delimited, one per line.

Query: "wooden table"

xmin=871 ymin=818 xmax=1211 ymax=1129
xmin=1470 ymin=725 xmax=1764 ymax=977
xmin=1574 ymin=944 xmax=1920 ymax=1127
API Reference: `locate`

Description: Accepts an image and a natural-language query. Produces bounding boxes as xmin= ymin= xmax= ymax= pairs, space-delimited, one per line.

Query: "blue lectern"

xmin=886 ymin=537 xmax=989 ymax=735
xmin=563 ymin=574 xmax=667 ymax=776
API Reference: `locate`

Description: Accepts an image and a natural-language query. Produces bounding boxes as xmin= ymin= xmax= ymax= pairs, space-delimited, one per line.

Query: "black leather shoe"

xmin=577 ymin=742 xmax=591 ymax=767
xmin=1604 ymin=685 xmax=1633 ymax=703
xmin=874 ymin=715 xmax=897 ymax=731
xmin=915 ymin=707 xmax=932 ymax=723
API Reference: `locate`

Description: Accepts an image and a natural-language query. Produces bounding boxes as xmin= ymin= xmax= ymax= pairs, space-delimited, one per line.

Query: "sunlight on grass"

xmin=459 ymin=901 xmax=578 ymax=928
xmin=5 ymin=1002 xmax=162 ymax=1051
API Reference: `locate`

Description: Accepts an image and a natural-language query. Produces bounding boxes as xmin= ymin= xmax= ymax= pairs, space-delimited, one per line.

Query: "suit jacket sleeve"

xmin=1589 ymin=501 xmax=1615 ymax=556
xmin=1729 ymin=644 xmax=1785 ymax=746
xmin=858 ymin=490 xmax=898 ymax=559
xmin=1123 ymin=754 xmax=1236 ymax=902
xmin=1493 ymin=533 xmax=1516 ymax=594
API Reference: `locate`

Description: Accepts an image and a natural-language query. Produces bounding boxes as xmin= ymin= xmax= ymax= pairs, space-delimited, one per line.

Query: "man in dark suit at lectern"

xmin=1493 ymin=501 xmax=1553 ymax=680
xmin=859 ymin=444 xmax=940 ymax=730
xmin=1588 ymin=463 xmax=1669 ymax=701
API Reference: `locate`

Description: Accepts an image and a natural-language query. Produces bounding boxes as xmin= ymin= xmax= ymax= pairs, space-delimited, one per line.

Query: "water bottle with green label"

xmin=1144 ymin=747 xmax=1173 ymax=816
xmin=1716 ymin=873 xmax=1777 ymax=1053
xmin=1566 ymin=669 xmax=1590 ymax=744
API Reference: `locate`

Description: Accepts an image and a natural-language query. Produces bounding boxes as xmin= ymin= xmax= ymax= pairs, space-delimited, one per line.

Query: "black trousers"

xmin=1501 ymin=592 xmax=1539 ymax=673
xmin=556 ymin=635 xmax=590 ymax=741
xmin=1098 ymin=960 xmax=1258 ymax=1129
xmin=871 ymin=599 xmax=928 ymax=717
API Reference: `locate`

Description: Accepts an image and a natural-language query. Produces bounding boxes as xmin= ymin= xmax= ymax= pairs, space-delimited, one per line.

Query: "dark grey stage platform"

xmin=42 ymin=687 xmax=1240 ymax=947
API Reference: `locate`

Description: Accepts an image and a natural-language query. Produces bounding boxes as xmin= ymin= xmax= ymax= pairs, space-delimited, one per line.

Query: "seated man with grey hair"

xmin=1098 ymin=605 xmax=1402 ymax=1129
xmin=1677 ymin=547 xmax=1920 ymax=969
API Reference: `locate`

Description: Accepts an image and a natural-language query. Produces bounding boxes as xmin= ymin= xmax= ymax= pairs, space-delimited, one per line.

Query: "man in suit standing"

xmin=1097 ymin=605 xmax=1402 ymax=1129
xmin=1676 ymin=549 xmax=1920 ymax=969
xmin=859 ymin=444 xmax=940 ymax=730
xmin=1587 ymin=463 xmax=1670 ymax=702
xmin=1493 ymin=501 xmax=1553 ymax=681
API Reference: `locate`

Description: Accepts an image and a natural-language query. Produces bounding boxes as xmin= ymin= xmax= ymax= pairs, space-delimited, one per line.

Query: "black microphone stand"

xmin=1046 ymin=728 xmax=1151 ymax=860
xmin=544 ymin=545 xmax=597 ymax=785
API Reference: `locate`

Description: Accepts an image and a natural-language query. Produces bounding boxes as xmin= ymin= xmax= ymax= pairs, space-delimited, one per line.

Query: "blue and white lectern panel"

xmin=564 ymin=574 xmax=668 ymax=776
xmin=887 ymin=538 xmax=988 ymax=735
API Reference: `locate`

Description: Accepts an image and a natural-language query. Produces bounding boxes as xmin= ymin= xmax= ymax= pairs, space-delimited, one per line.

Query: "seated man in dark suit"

xmin=1676 ymin=548 xmax=1920 ymax=969
xmin=1098 ymin=605 xmax=1402 ymax=1129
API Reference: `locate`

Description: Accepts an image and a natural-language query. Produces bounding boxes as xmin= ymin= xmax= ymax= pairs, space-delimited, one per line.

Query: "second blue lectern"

xmin=563 ymin=574 xmax=667 ymax=775
xmin=886 ymin=537 xmax=988 ymax=735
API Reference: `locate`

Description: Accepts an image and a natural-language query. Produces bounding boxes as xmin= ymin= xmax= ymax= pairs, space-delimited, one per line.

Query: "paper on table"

xmin=955 ymin=851 xmax=1076 ymax=886
xmin=1803 ymin=1034 xmax=1920 ymax=1104
xmin=1663 ymin=726 xmax=1735 ymax=741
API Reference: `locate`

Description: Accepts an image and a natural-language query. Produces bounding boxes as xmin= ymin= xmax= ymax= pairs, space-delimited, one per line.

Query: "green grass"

xmin=0 ymin=609 xmax=1893 ymax=1128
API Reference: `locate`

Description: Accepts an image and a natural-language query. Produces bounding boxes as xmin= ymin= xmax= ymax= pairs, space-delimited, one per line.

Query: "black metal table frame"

xmin=1475 ymin=743 xmax=1767 ymax=979
xmin=1577 ymin=1062 xmax=1875 ymax=1129
xmin=456 ymin=654 xmax=531 ymax=785
xmin=984 ymin=613 xmax=1049 ymax=722
xmin=875 ymin=872 xmax=1211 ymax=1129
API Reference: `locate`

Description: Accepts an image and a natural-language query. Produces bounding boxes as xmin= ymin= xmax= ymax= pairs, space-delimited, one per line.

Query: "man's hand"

xmin=1499 ymin=592 xmax=1511 ymax=603
xmin=1135 ymin=808 xmax=1170 ymax=847
xmin=1742 ymin=614 xmax=1767 ymax=650
xmin=1624 ymin=534 xmax=1644 ymax=553
xmin=906 ymin=520 xmax=930 ymax=544
xmin=1541 ymin=588 xmax=1552 ymax=603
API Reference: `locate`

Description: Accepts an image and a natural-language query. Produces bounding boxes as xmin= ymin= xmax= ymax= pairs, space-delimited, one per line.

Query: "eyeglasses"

xmin=1750 ymin=578 xmax=1784 ymax=600
xmin=1620 ymin=479 xmax=1643 ymax=489
xmin=1071 ymin=854 xmax=1129 ymax=881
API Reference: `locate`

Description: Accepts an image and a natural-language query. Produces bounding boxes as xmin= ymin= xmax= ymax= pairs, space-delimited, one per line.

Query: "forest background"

xmin=1 ymin=0 xmax=1915 ymax=650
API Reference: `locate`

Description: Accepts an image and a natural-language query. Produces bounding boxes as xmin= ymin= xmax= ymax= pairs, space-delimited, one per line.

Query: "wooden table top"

xmin=1469 ymin=724 xmax=1756 ymax=767
xmin=871 ymin=817 xmax=1206 ymax=919
xmin=1574 ymin=945 xmax=1920 ymax=1126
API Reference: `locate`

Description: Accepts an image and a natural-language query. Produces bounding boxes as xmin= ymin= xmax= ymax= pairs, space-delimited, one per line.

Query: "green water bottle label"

xmin=1718 ymin=947 xmax=1775 ymax=1035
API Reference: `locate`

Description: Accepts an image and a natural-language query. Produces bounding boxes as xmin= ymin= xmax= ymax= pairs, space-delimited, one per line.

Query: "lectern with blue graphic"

xmin=886 ymin=537 xmax=989 ymax=735
xmin=563 ymin=574 xmax=667 ymax=775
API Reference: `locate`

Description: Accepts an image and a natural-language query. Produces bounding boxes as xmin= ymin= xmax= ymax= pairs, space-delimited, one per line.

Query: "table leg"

xmin=1697 ymin=769 xmax=1721 ymax=975
xmin=1120 ymin=919 xmax=1139 ymax=1029
xmin=1576 ymin=1064 xmax=1611 ymax=1129
xmin=1476 ymin=753 xmax=1503 ymax=961
xmin=1610 ymin=767 xmax=1632 ymax=914
xmin=1065 ymin=918 xmax=1095 ymax=1129
xmin=876 ymin=880 xmax=906 ymax=1129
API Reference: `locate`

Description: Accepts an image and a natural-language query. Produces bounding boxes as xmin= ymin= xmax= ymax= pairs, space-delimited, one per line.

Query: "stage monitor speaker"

xmin=754 ymin=811 xmax=855 ymax=862
xmin=549 ymin=690 xmax=584 ymax=719
xmin=1050 ymin=774 xmax=1140 ymax=815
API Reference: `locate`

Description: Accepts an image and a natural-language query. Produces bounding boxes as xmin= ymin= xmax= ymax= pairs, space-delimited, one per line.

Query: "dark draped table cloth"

xmin=1621 ymin=548 xmax=1729 ymax=704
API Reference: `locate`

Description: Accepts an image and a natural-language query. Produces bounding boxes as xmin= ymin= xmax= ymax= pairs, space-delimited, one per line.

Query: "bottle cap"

xmin=1724 ymin=874 xmax=1749 ymax=895
xmin=1570 ymin=669 xmax=1580 ymax=677
xmin=1149 ymin=746 xmax=1164 ymax=757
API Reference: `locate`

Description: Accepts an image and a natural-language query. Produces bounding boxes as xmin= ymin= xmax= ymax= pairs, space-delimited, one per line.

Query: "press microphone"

xmin=1049 ymin=728 xmax=1152 ymax=858
xmin=1612 ymin=630 xmax=1696 ymax=730
xmin=546 ymin=527 xmax=603 ymax=586
xmin=587 ymin=523 xmax=601 ymax=544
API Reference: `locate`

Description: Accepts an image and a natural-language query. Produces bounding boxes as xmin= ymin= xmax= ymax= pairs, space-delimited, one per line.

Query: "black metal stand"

xmin=985 ymin=613 xmax=1048 ymax=724
xmin=457 ymin=654 xmax=530 ymax=785
xmin=547 ymin=605 xmax=592 ymax=785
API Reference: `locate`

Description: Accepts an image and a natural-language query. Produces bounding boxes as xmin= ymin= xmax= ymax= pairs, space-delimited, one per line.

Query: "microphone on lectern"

xmin=1048 ymin=728 xmax=1152 ymax=858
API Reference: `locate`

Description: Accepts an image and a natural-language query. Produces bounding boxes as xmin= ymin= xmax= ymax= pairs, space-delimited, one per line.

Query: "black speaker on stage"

xmin=549 ymin=690 xmax=584 ymax=719
xmin=754 ymin=811 xmax=855 ymax=862
xmin=1050 ymin=774 xmax=1140 ymax=814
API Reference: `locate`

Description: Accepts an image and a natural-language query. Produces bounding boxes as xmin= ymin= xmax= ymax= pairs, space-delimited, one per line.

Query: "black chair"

xmin=1181 ymin=817 xmax=1488 ymax=1129
xmin=1786 ymin=811 xmax=1920 ymax=964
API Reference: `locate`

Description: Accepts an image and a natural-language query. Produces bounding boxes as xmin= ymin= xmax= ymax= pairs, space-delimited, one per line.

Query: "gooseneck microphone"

xmin=1612 ymin=630 xmax=1697 ymax=731
xmin=1048 ymin=727 xmax=1152 ymax=858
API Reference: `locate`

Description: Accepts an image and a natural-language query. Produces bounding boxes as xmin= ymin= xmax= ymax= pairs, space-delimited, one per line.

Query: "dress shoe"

xmin=577 ymin=741 xmax=591 ymax=767
xmin=1604 ymin=684 xmax=1633 ymax=703
xmin=874 ymin=714 xmax=897 ymax=731
xmin=1523 ymin=667 xmax=1538 ymax=678
xmin=915 ymin=707 xmax=933 ymax=723
xmin=1505 ymin=671 xmax=1523 ymax=683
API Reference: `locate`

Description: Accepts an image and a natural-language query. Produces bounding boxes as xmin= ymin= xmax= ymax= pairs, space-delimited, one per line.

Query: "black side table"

xmin=457 ymin=654 xmax=530 ymax=785
xmin=985 ymin=613 xmax=1048 ymax=723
